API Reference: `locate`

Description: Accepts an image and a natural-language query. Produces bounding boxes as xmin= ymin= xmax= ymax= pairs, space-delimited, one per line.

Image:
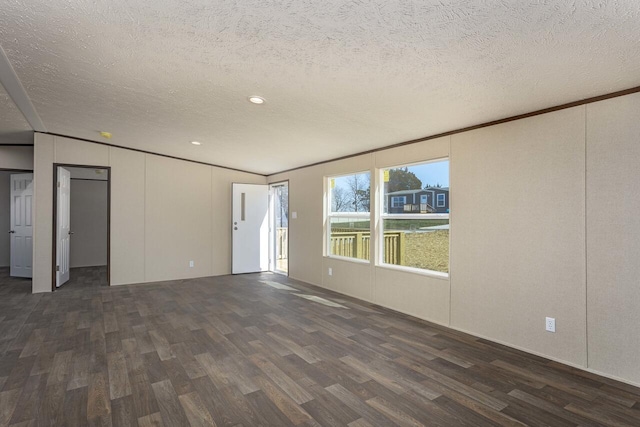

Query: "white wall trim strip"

xmin=0 ymin=44 xmax=47 ymax=132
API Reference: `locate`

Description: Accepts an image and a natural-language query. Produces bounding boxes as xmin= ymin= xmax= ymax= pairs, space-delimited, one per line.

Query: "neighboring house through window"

xmin=381 ymin=159 xmax=450 ymax=274
xmin=391 ymin=196 xmax=406 ymax=208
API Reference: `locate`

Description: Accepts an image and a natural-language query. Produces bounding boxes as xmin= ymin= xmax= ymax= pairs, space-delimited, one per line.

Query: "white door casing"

xmin=9 ymin=173 xmax=33 ymax=278
xmin=232 ymin=183 xmax=269 ymax=274
xmin=56 ymin=167 xmax=71 ymax=287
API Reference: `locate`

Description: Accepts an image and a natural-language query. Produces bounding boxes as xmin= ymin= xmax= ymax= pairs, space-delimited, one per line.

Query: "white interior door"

xmin=9 ymin=173 xmax=33 ymax=278
xmin=56 ymin=167 xmax=71 ymax=287
xmin=232 ymin=183 xmax=269 ymax=274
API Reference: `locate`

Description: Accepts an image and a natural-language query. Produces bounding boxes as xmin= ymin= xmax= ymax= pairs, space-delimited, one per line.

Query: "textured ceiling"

xmin=0 ymin=1 xmax=639 ymax=174
xmin=0 ymin=82 xmax=32 ymax=145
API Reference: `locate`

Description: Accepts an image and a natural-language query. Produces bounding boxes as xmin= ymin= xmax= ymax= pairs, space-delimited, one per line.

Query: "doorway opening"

xmin=53 ymin=165 xmax=110 ymax=290
xmin=0 ymin=169 xmax=33 ymax=293
xmin=230 ymin=182 xmax=288 ymax=276
xmin=269 ymin=181 xmax=288 ymax=275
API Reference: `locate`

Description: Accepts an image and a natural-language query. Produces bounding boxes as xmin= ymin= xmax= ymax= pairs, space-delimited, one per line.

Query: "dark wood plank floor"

xmin=59 ymin=266 xmax=109 ymax=291
xmin=0 ymin=269 xmax=639 ymax=426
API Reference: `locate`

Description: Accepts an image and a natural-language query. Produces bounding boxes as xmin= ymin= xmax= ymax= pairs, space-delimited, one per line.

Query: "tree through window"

xmin=327 ymin=172 xmax=371 ymax=261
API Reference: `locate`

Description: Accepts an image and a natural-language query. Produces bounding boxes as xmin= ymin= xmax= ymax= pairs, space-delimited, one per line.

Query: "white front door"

xmin=56 ymin=167 xmax=71 ymax=287
xmin=9 ymin=173 xmax=33 ymax=278
xmin=232 ymin=183 xmax=269 ymax=274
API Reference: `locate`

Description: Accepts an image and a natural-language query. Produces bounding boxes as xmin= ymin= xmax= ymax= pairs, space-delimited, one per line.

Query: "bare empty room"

xmin=1 ymin=2 xmax=640 ymax=426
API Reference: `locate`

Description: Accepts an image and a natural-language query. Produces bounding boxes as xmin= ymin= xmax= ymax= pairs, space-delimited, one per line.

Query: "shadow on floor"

xmin=57 ymin=265 xmax=108 ymax=291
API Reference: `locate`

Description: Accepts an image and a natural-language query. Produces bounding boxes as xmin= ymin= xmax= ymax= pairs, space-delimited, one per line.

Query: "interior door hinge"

xmin=57 ymin=182 xmax=61 ymax=188
xmin=56 ymin=265 xmax=60 ymax=272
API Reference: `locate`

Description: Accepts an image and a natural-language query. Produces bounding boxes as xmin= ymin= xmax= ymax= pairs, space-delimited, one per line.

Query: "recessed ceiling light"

xmin=191 ymin=141 xmax=202 ymax=146
xmin=248 ymin=96 xmax=265 ymax=104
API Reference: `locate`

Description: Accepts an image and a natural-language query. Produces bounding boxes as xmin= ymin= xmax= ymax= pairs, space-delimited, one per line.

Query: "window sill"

xmin=325 ymin=255 xmax=371 ymax=265
xmin=381 ymin=213 xmax=449 ymax=220
xmin=375 ymin=263 xmax=449 ymax=281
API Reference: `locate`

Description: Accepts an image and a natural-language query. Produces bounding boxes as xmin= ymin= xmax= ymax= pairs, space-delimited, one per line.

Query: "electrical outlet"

xmin=328 ymin=267 xmax=332 ymax=276
xmin=545 ymin=317 xmax=556 ymax=333
xmin=189 ymin=260 xmax=194 ymax=268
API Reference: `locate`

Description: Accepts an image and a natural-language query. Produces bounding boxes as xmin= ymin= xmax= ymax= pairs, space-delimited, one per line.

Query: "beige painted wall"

xmin=0 ymin=172 xmax=10 ymax=267
xmin=110 ymin=148 xmax=145 ymax=285
xmin=0 ymin=145 xmax=33 ymax=170
xmin=69 ymin=179 xmax=108 ymax=268
xmin=450 ymin=107 xmax=587 ymax=366
xmin=33 ymin=133 xmax=266 ymax=292
xmin=33 ymin=134 xmax=55 ymax=293
xmin=145 ymin=155 xmax=213 ymax=282
xmin=268 ymin=95 xmax=640 ymax=386
xmin=586 ymin=92 xmax=640 ymax=385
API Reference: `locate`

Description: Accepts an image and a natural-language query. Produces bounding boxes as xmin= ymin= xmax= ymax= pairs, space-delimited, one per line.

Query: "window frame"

xmin=437 ymin=193 xmax=446 ymax=207
xmin=378 ymin=158 xmax=450 ymax=277
xmin=325 ymin=170 xmax=371 ymax=263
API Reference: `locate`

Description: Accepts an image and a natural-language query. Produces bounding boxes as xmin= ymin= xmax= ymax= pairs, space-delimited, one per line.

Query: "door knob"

xmin=8 ymin=230 xmax=15 ymax=234
xmin=69 ymin=231 xmax=75 ymax=235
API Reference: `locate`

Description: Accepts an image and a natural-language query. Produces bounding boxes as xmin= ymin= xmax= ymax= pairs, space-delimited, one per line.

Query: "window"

xmin=381 ymin=160 xmax=449 ymax=274
xmin=326 ymin=171 xmax=371 ymax=261
xmin=391 ymin=196 xmax=406 ymax=208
